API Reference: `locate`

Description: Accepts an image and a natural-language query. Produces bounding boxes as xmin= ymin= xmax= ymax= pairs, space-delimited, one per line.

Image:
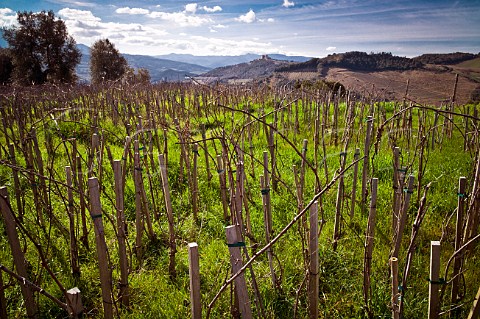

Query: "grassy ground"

xmin=0 ymin=83 xmax=478 ymax=318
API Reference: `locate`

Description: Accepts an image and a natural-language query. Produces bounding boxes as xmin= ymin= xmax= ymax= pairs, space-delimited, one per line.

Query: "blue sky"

xmin=1 ymin=0 xmax=479 ymax=57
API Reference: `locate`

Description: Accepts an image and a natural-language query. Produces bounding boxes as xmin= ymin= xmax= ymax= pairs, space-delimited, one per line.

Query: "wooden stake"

xmin=451 ymin=176 xmax=467 ymax=316
xmin=225 ymin=225 xmax=253 ymax=319
xmin=8 ymin=143 xmax=23 ymax=221
xmin=392 ymin=175 xmax=415 ymax=258
xmin=350 ymin=148 xmax=360 ymax=221
xmin=201 ymin=125 xmax=213 ymax=181
xmin=66 ymin=287 xmax=83 ymax=318
xmin=87 ymin=178 xmax=114 ymax=319
xmin=260 ymin=175 xmax=276 ymax=290
xmin=159 ymin=154 xmax=177 ymax=279
xmin=361 ymin=116 xmax=373 ymax=206
xmin=308 ymin=201 xmax=319 ymax=319
xmin=0 ymin=187 xmax=38 ymax=318
xmin=192 ymin=143 xmax=199 ymax=223
xmin=134 ymin=150 xmax=144 ymax=263
xmin=392 ymin=147 xmax=401 ymax=234
xmin=188 ymin=243 xmax=201 ymax=319
xmin=217 ymin=154 xmax=230 ymax=223
xmin=467 ymin=285 xmax=480 ymax=319
xmin=76 ymin=155 xmax=89 ymax=250
xmin=113 ymin=160 xmax=129 ymax=308
xmin=428 ymin=241 xmax=441 ymax=319
xmin=390 ymin=257 xmax=400 ymax=319
xmin=363 ymin=178 xmax=378 ymax=314
xmin=66 ymin=166 xmax=80 ymax=278
xmin=0 ymin=269 xmax=8 ymax=318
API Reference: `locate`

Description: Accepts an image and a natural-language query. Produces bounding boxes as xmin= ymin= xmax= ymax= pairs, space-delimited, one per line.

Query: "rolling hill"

xmin=76 ymin=44 xmax=210 ymax=83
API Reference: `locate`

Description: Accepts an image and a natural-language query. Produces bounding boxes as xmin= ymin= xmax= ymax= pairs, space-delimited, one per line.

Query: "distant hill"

xmin=413 ymin=52 xmax=479 ymax=65
xmin=76 ymin=44 xmax=210 ymax=83
xmin=278 ymin=51 xmax=425 ymax=74
xmin=199 ymin=56 xmax=294 ymax=83
xmin=156 ymin=53 xmax=312 ymax=69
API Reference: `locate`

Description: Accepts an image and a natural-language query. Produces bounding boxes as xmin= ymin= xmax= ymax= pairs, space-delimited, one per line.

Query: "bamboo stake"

xmin=192 ymin=143 xmax=199 ymax=223
xmin=392 ymin=147 xmax=401 ymax=234
xmin=113 ymin=160 xmax=129 ymax=308
xmin=428 ymin=241 xmax=441 ymax=319
xmin=0 ymin=187 xmax=38 ymax=318
xmin=451 ymin=176 xmax=467 ymax=316
xmin=8 ymin=143 xmax=24 ymax=221
xmin=362 ymin=116 xmax=373 ymax=206
xmin=333 ymin=148 xmax=347 ymax=249
xmin=26 ymin=138 xmax=43 ymax=226
xmin=363 ymin=177 xmax=378 ymax=314
xmin=188 ymin=242 xmax=201 ymax=319
xmin=467 ymin=285 xmax=480 ymax=319
xmin=263 ymin=151 xmax=273 ymax=236
xmin=392 ymin=175 xmax=415 ymax=259
xmin=66 ymin=166 xmax=80 ymax=278
xmin=260 ymin=175 xmax=276 ymax=290
xmin=217 ymin=154 xmax=230 ymax=223
xmin=308 ymin=201 xmax=319 ymax=319
xmin=225 ymin=225 xmax=253 ymax=319
xmin=268 ymin=126 xmax=277 ymax=191
xmin=134 ymin=150 xmax=144 ymax=263
xmin=350 ymin=148 xmax=360 ymax=221
xmin=391 ymin=257 xmax=400 ymax=319
xmin=66 ymin=287 xmax=83 ymax=318
xmin=159 ymin=154 xmax=177 ymax=279
xmin=76 ymin=155 xmax=89 ymax=250
xmin=201 ymin=124 xmax=213 ymax=181
xmin=87 ymin=178 xmax=113 ymax=319
xmin=0 ymin=270 xmax=7 ymax=318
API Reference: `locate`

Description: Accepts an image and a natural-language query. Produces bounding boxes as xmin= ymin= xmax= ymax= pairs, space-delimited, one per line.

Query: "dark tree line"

xmin=413 ymin=52 xmax=479 ymax=65
xmin=278 ymin=51 xmax=424 ymax=73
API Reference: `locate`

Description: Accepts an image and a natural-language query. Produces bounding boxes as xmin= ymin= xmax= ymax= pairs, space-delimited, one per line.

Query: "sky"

xmin=0 ymin=0 xmax=479 ymax=58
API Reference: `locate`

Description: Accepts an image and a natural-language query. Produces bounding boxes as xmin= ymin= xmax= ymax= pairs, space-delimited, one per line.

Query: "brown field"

xmin=323 ymin=67 xmax=479 ymax=106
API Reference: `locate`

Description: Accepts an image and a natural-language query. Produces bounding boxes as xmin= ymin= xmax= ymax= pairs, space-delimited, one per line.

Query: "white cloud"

xmin=259 ymin=18 xmax=275 ymax=23
xmin=0 ymin=8 xmax=17 ymax=27
xmin=58 ymin=8 xmax=101 ymax=22
xmin=148 ymin=10 xmax=212 ymax=27
xmin=236 ymin=9 xmax=256 ymax=23
xmin=184 ymin=3 xmax=198 ymax=14
xmin=326 ymin=46 xmax=337 ymax=51
xmin=202 ymin=5 xmax=222 ymax=13
xmin=116 ymin=7 xmax=150 ymax=15
xmin=282 ymin=0 xmax=295 ymax=8
xmin=0 ymin=8 xmax=13 ymax=15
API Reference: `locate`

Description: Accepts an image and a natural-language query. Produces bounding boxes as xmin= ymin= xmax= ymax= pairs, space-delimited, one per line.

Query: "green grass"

xmin=0 ymin=83 xmax=478 ymax=318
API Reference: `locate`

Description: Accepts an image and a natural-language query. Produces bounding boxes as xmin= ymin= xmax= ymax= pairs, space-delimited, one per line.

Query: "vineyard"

xmin=0 ymin=80 xmax=479 ymax=318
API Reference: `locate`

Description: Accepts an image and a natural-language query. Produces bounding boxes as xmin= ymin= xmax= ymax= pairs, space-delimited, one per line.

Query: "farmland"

xmin=0 ymin=80 xmax=479 ymax=318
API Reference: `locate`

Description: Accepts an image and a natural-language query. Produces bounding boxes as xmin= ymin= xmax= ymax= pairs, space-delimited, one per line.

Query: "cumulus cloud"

xmin=116 ymin=7 xmax=150 ymax=15
xmin=184 ymin=3 xmax=198 ymax=14
xmin=202 ymin=5 xmax=222 ymax=13
xmin=58 ymin=8 xmax=101 ymax=22
xmin=282 ymin=0 xmax=295 ymax=8
xmin=0 ymin=8 xmax=17 ymax=27
xmin=259 ymin=18 xmax=275 ymax=23
xmin=236 ymin=9 xmax=256 ymax=23
xmin=326 ymin=46 xmax=337 ymax=51
xmin=148 ymin=10 xmax=212 ymax=27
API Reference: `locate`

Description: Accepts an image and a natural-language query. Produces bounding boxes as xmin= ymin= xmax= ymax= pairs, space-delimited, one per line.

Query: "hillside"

xmin=199 ymin=56 xmax=294 ymax=84
xmin=413 ymin=52 xmax=479 ymax=65
xmin=278 ymin=51 xmax=423 ymax=73
xmin=76 ymin=44 xmax=210 ymax=83
xmin=156 ymin=53 xmax=311 ymax=69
